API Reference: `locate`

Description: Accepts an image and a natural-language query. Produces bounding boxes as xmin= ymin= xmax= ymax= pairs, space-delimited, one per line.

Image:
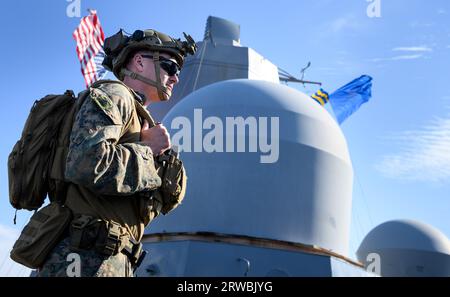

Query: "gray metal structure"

xmin=138 ymin=79 xmax=358 ymax=276
xmin=150 ymin=79 xmax=352 ymax=252
xmin=137 ymin=15 xmax=449 ymax=277
xmin=357 ymin=220 xmax=450 ymax=277
xmin=137 ymin=238 xmax=374 ymax=277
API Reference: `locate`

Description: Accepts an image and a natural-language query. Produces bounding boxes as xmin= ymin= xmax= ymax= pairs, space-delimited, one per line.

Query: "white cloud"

xmin=371 ymin=46 xmax=433 ymax=63
xmin=392 ymin=46 xmax=433 ymax=52
xmin=391 ymin=54 xmax=424 ymax=60
xmin=376 ymin=115 xmax=450 ymax=183
xmin=330 ymin=17 xmax=359 ymax=33
xmin=447 ymin=45 xmax=450 ymax=49
xmin=0 ymin=224 xmax=31 ymax=277
xmin=331 ymin=17 xmax=349 ymax=32
xmin=371 ymin=54 xmax=424 ymax=62
xmin=438 ymin=9 xmax=446 ymax=15
xmin=410 ymin=22 xmax=434 ymax=28
xmin=336 ymin=50 xmax=349 ymax=55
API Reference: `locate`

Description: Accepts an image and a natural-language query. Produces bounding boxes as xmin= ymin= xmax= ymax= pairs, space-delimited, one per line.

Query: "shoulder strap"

xmin=133 ymin=100 xmax=157 ymax=127
xmin=90 ymin=80 xmax=157 ymax=128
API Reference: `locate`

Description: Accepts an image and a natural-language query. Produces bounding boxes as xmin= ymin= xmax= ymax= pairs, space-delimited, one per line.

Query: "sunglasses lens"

xmin=140 ymin=55 xmax=180 ymax=76
xmin=160 ymin=60 xmax=180 ymax=76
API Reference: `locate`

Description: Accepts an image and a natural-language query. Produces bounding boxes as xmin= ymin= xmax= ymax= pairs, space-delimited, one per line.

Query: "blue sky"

xmin=0 ymin=0 xmax=449 ymax=276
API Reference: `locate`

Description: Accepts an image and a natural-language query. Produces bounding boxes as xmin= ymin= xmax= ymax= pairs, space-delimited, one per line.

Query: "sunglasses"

xmin=141 ymin=55 xmax=181 ymax=77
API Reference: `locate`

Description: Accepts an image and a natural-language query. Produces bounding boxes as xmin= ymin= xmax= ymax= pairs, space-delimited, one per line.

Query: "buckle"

xmin=157 ymin=153 xmax=171 ymax=163
xmin=100 ymin=222 xmax=122 ymax=256
xmin=134 ymin=250 xmax=147 ymax=271
xmin=121 ymin=238 xmax=147 ymax=270
xmin=71 ymin=215 xmax=92 ymax=229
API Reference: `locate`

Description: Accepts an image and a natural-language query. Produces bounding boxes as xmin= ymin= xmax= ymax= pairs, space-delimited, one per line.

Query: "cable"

xmin=354 ymin=170 xmax=374 ymax=227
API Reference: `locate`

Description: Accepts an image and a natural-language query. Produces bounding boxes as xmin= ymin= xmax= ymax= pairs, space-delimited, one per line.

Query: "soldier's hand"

xmin=141 ymin=120 xmax=171 ymax=155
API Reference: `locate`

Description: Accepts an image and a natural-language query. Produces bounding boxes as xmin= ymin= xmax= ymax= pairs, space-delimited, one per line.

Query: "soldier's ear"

xmin=134 ymin=54 xmax=144 ymax=70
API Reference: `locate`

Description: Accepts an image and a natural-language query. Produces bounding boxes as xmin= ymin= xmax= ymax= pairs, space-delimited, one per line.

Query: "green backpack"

xmin=8 ymin=88 xmax=88 ymax=268
xmin=7 ymin=90 xmax=88 ymax=215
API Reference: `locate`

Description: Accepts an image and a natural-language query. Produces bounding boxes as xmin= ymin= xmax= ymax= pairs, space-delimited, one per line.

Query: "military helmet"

xmin=103 ymin=29 xmax=197 ymax=79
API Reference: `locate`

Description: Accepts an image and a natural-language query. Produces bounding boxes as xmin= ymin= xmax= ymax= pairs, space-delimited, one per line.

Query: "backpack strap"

xmin=53 ymin=90 xmax=90 ymax=206
xmin=133 ymin=100 xmax=157 ymax=127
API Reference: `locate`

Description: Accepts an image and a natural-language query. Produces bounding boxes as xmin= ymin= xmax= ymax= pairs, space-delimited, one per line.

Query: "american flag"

xmin=73 ymin=10 xmax=107 ymax=88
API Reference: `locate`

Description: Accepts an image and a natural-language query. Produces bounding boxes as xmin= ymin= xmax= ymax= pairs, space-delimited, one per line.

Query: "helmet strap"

xmin=152 ymin=52 xmax=168 ymax=101
xmin=120 ymin=51 xmax=169 ymax=101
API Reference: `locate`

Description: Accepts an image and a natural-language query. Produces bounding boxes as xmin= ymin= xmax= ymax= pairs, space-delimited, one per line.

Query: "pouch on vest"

xmin=154 ymin=148 xmax=187 ymax=215
xmin=96 ymin=80 xmax=189 ymax=216
xmin=10 ymin=202 xmax=73 ymax=269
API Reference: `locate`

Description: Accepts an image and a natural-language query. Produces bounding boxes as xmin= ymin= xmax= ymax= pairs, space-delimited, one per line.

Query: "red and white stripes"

xmin=73 ymin=10 xmax=106 ymax=87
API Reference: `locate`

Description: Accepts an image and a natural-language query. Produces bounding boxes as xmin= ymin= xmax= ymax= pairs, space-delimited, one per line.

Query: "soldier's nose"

xmin=170 ymin=74 xmax=179 ymax=84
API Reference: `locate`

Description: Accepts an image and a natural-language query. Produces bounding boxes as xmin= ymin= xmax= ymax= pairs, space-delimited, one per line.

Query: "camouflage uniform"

xmin=38 ymin=81 xmax=162 ymax=277
xmin=37 ymin=237 xmax=133 ymax=277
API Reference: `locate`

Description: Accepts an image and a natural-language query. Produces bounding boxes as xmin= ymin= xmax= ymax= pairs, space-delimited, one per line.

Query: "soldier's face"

xmin=139 ymin=52 xmax=180 ymax=102
xmin=158 ymin=53 xmax=180 ymax=100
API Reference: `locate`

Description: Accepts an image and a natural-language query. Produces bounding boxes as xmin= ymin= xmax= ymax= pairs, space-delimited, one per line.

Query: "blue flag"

xmin=328 ymin=75 xmax=373 ymax=124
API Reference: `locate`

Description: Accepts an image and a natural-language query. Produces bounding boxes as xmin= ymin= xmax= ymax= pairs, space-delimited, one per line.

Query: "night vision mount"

xmin=102 ymin=29 xmax=197 ymax=71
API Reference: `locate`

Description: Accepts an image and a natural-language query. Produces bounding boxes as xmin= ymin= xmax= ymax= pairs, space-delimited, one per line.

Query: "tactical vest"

xmin=64 ymin=80 xmax=186 ymax=241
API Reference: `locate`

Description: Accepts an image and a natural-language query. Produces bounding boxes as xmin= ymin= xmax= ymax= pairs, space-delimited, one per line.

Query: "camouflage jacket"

xmin=64 ymin=81 xmax=162 ymax=241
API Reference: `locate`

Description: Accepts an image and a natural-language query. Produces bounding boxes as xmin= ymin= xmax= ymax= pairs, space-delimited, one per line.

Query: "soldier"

xmin=37 ymin=29 xmax=196 ymax=277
